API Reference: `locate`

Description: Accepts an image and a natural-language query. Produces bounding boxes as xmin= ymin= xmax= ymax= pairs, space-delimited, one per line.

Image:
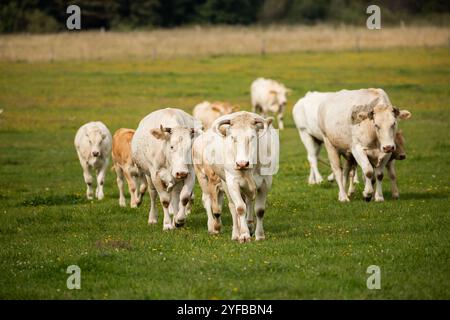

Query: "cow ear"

xmin=398 ymin=110 xmax=411 ymax=120
xmin=150 ymin=127 xmax=168 ymax=140
xmin=266 ymin=117 xmax=274 ymax=127
xmin=190 ymin=128 xmax=198 ymax=138
xmin=357 ymin=112 xmax=369 ymax=121
xmin=269 ymin=90 xmax=277 ymax=96
xmin=231 ymin=105 xmax=240 ymax=112
xmin=219 ymin=125 xmax=229 ymax=136
xmin=211 ymin=105 xmax=222 ymax=113
xmin=285 ymin=88 xmax=292 ymax=95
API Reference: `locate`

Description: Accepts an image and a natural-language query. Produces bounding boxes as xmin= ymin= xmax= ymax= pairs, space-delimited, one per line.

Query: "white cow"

xmin=74 ymin=121 xmax=112 ymax=200
xmin=193 ymin=101 xmax=238 ymax=130
xmin=193 ymin=111 xmax=278 ymax=242
xmin=251 ymin=78 xmax=290 ymax=130
xmin=293 ymin=91 xmax=336 ymax=184
xmin=317 ymin=88 xmax=411 ymax=202
xmin=131 ymin=108 xmax=200 ymax=230
xmin=293 ymin=91 xmax=360 ymax=185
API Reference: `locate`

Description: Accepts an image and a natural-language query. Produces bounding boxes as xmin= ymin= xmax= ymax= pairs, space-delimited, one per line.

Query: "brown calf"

xmin=112 ymin=128 xmax=147 ymax=208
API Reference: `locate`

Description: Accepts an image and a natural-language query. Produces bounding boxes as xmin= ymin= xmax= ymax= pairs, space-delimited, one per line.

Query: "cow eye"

xmin=170 ymin=146 xmax=174 ymax=150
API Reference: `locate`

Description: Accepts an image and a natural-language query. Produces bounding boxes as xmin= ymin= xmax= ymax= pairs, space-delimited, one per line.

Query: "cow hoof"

xmin=231 ymin=232 xmax=239 ymax=241
xmin=213 ymin=223 xmax=222 ymax=233
xmin=130 ymin=202 xmax=138 ymax=209
xmin=148 ymin=219 xmax=157 ymax=225
xmin=119 ymin=201 xmax=126 ymax=207
xmin=175 ymin=220 xmax=185 ymax=228
xmin=163 ymin=223 xmax=174 ymax=230
xmin=374 ymin=197 xmax=384 ymax=202
xmin=339 ymin=195 xmax=350 ymax=202
xmin=392 ymin=194 xmax=399 ymax=200
xmin=208 ymin=229 xmax=219 ymax=235
xmin=364 ymin=196 xmax=372 ymax=202
xmin=256 ymin=234 xmax=265 ymax=241
xmin=239 ymin=233 xmax=251 ymax=243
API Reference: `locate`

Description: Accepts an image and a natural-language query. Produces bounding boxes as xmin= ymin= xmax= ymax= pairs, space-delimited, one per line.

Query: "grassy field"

xmin=0 ymin=47 xmax=449 ymax=299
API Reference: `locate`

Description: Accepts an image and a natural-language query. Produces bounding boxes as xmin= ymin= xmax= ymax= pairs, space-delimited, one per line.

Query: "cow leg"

xmin=171 ymin=184 xmax=182 ymax=227
xmin=342 ymin=159 xmax=350 ymax=192
xmin=145 ymin=174 xmax=158 ymax=225
xmin=222 ymin=182 xmax=240 ymax=241
xmin=299 ymin=130 xmax=323 ymax=184
xmin=374 ymin=154 xmax=390 ymax=202
xmin=212 ymin=188 xmax=224 ymax=233
xmin=202 ymin=192 xmax=217 ymax=234
xmin=161 ymin=198 xmax=173 ymax=230
xmin=347 ymin=163 xmax=357 ymax=197
xmin=95 ymin=160 xmax=108 ymax=200
xmin=351 ymin=145 xmax=374 ymax=201
xmin=158 ymin=189 xmax=173 ymax=230
xmin=251 ymin=103 xmax=257 ymax=113
xmin=123 ymin=168 xmax=138 ymax=208
xmin=255 ymin=180 xmax=269 ymax=241
xmin=353 ymin=168 xmax=360 ymax=184
xmin=115 ymin=165 xmax=126 ymax=207
xmin=82 ymin=163 xmax=94 ymax=200
xmin=228 ymin=201 xmax=240 ymax=241
xmin=245 ymin=195 xmax=255 ymax=236
xmin=226 ymin=179 xmax=250 ymax=243
xmin=386 ymin=160 xmax=399 ymax=200
xmin=175 ymin=172 xmax=195 ymax=227
xmin=136 ymin=173 xmax=147 ymax=206
xmin=277 ymin=110 xmax=284 ymax=130
xmin=185 ymin=193 xmax=194 ymax=216
xmin=195 ymin=167 xmax=215 ymax=233
xmin=323 ymin=138 xmax=349 ymax=202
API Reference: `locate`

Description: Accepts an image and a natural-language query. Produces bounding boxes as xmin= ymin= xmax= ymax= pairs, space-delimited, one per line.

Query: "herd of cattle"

xmin=74 ymin=77 xmax=411 ymax=242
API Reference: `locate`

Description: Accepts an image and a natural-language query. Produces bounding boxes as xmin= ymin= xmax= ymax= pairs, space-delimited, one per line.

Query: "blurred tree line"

xmin=1 ymin=0 xmax=449 ymax=33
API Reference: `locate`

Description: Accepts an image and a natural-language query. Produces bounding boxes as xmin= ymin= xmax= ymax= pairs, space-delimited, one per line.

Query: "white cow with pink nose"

xmin=131 ymin=108 xmax=201 ymax=230
xmin=193 ymin=111 xmax=279 ymax=242
xmin=74 ymin=121 xmax=112 ymax=200
xmin=317 ymin=88 xmax=411 ymax=202
xmin=251 ymin=78 xmax=291 ymax=130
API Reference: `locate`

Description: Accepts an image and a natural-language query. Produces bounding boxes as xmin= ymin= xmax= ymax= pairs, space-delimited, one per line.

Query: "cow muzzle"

xmin=397 ymin=154 xmax=406 ymax=160
xmin=175 ymin=171 xmax=188 ymax=179
xmin=235 ymin=161 xmax=250 ymax=170
xmin=92 ymin=151 xmax=100 ymax=157
xmin=382 ymin=145 xmax=395 ymax=153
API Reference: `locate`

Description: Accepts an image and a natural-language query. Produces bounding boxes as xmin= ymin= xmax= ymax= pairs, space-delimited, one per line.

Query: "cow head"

xmin=357 ymin=104 xmax=411 ymax=153
xmin=86 ymin=128 xmax=106 ymax=158
xmin=211 ymin=102 xmax=239 ymax=115
xmin=269 ymin=85 xmax=291 ymax=111
xmin=212 ymin=112 xmax=271 ymax=170
xmin=150 ymin=125 xmax=196 ymax=180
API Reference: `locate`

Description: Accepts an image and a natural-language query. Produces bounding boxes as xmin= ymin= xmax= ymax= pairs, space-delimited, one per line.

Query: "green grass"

xmin=0 ymin=48 xmax=449 ymax=299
